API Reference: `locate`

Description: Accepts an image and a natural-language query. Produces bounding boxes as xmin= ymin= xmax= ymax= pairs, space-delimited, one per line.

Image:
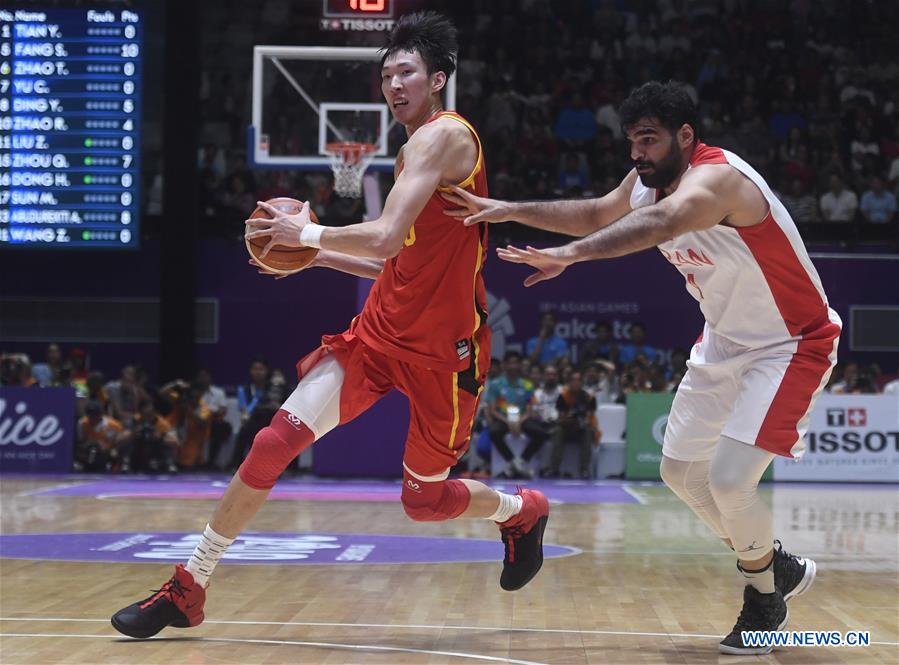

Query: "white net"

xmin=327 ymin=143 xmax=377 ymax=198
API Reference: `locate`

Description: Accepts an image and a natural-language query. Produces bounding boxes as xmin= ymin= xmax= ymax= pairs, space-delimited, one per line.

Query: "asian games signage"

xmin=0 ymin=387 xmax=75 ymax=473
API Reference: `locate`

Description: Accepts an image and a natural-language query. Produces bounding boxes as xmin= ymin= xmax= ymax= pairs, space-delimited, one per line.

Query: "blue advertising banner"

xmin=0 ymin=387 xmax=75 ymax=473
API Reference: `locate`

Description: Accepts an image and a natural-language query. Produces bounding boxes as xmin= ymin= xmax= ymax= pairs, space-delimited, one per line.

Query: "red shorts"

xmin=296 ymin=328 xmax=490 ymax=477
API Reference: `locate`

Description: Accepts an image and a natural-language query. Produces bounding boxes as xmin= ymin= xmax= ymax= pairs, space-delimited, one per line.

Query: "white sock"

xmin=738 ymin=559 xmax=775 ymax=594
xmin=486 ymin=492 xmax=523 ymax=523
xmin=186 ymin=524 xmax=234 ymax=587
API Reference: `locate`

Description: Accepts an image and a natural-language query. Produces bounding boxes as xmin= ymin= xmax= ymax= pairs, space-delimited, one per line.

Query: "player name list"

xmin=0 ymin=8 xmax=143 ymax=248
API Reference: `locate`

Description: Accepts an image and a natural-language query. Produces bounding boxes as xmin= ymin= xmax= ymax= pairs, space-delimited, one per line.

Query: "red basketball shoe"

xmin=111 ymin=564 xmax=206 ymax=638
xmin=497 ymin=488 xmax=550 ymax=591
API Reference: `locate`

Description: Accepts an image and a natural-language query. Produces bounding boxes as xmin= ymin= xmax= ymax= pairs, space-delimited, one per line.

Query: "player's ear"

xmin=431 ymin=71 xmax=447 ymax=95
xmin=677 ymin=123 xmax=694 ymax=149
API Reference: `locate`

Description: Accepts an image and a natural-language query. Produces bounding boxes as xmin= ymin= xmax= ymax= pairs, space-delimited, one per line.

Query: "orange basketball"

xmin=245 ymin=197 xmax=320 ymax=274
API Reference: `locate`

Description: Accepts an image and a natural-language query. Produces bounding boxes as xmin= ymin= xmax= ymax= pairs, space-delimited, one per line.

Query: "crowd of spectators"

xmin=177 ymin=0 xmax=898 ymax=247
xmin=0 ymin=346 xmax=290 ymax=475
xmin=2 ymin=318 xmax=895 ymax=477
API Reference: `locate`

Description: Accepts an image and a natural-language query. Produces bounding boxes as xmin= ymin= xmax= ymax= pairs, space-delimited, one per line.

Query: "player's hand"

xmin=247 ymin=257 xmax=310 ymax=280
xmin=244 ymin=200 xmax=311 ymax=258
xmin=442 ymin=185 xmax=515 ymax=226
xmin=496 ymin=245 xmax=572 ymax=287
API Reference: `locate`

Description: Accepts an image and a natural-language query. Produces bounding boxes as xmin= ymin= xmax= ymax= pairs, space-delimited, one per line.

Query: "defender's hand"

xmin=443 ymin=185 xmax=515 ymax=226
xmin=496 ymin=245 xmax=571 ymax=287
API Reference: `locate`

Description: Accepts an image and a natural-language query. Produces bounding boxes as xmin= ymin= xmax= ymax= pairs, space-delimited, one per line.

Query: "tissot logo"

xmin=826 ymin=408 xmax=867 ymax=427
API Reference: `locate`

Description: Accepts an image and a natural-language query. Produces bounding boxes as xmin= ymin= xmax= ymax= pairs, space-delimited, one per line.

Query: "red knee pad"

xmin=238 ymin=409 xmax=314 ymax=490
xmin=400 ymin=470 xmax=471 ymax=522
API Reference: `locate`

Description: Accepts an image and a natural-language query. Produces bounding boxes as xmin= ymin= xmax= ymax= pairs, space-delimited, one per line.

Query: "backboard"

xmin=249 ymin=46 xmax=457 ymax=172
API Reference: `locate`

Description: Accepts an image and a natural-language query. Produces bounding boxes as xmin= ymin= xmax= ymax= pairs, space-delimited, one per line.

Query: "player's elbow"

xmin=372 ymin=230 xmax=405 ymax=259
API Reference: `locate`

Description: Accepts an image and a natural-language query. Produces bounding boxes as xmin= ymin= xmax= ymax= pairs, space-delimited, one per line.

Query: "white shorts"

xmin=663 ymin=322 xmax=839 ymax=462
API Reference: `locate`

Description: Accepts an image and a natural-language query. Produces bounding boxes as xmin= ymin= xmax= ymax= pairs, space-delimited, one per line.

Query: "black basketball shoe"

xmin=719 ymin=585 xmax=789 ymax=655
xmin=111 ymin=564 xmax=206 ymax=638
xmin=497 ymin=488 xmax=549 ymax=591
xmin=773 ymin=539 xmax=816 ymax=601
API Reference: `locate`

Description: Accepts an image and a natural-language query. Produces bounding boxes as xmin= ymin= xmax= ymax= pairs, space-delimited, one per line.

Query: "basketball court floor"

xmin=0 ymin=474 xmax=896 ymax=664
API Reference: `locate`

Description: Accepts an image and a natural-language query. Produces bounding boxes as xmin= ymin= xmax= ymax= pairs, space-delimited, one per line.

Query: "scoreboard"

xmin=0 ymin=7 xmax=143 ymax=249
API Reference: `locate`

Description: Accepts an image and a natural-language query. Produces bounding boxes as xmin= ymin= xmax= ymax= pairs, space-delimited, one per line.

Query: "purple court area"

xmin=0 ymin=531 xmax=580 ymax=565
xmin=21 ymin=477 xmax=638 ymax=505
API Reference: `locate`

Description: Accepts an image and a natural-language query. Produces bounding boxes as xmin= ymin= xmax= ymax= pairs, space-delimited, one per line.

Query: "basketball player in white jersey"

xmin=445 ymin=81 xmax=840 ymax=655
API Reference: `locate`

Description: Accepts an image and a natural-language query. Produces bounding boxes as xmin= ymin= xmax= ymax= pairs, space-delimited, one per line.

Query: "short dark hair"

xmin=619 ymin=81 xmax=699 ymax=141
xmin=503 ymin=350 xmax=523 ymax=363
xmin=380 ymin=11 xmax=458 ymax=78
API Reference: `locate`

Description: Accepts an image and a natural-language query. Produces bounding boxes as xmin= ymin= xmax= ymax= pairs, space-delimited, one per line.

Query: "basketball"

xmin=244 ymin=197 xmax=320 ymax=274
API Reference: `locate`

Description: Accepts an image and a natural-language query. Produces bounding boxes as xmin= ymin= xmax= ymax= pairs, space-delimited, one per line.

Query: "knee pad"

xmin=400 ymin=473 xmax=471 ymax=522
xmin=238 ymin=410 xmax=315 ymax=490
xmin=708 ymin=463 xmax=756 ymax=514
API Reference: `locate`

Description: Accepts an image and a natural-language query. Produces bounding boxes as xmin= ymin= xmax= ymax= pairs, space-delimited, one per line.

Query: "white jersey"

xmin=630 ymin=142 xmax=841 ymax=349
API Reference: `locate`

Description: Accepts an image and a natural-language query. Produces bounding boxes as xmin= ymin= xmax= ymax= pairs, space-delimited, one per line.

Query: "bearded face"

xmin=627 ymin=120 xmax=691 ymax=189
xmin=634 ymin=135 xmax=685 ymax=189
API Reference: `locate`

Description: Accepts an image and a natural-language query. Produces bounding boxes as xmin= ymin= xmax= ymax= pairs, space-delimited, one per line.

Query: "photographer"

xmin=131 ymin=400 xmax=179 ymax=473
xmin=75 ymin=401 xmax=131 ymax=472
xmin=549 ymin=371 xmax=600 ymax=479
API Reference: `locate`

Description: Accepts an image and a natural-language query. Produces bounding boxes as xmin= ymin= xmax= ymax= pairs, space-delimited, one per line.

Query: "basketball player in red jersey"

xmin=111 ymin=12 xmax=548 ymax=639
xmin=446 ymin=82 xmax=835 ymax=655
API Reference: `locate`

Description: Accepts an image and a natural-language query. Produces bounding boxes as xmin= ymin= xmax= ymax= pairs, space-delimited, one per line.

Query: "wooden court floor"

xmin=0 ymin=474 xmax=896 ymax=665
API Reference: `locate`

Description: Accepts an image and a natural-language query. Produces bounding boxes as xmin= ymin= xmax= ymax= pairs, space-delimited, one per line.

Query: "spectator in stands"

xmin=106 ymin=365 xmax=148 ymax=429
xmin=850 ymin=126 xmax=880 ymax=174
xmin=828 ymin=361 xmax=859 ymax=394
xmin=582 ymin=359 xmax=619 ymax=404
xmin=525 ymin=364 xmax=563 ymax=474
xmin=75 ymin=400 xmax=131 ymax=473
xmin=228 ymin=357 xmax=281 ymax=470
xmin=888 ymin=155 xmax=899 ymax=195
xmin=85 ymin=371 xmax=109 ymax=416
xmin=131 ymin=400 xmax=179 ymax=473
xmin=554 ymin=92 xmax=597 ymax=148
xmin=0 ymin=354 xmax=36 ymax=387
xmin=859 ymin=176 xmax=897 ymax=224
xmin=526 ymin=312 xmax=569 ymax=366
xmin=68 ymin=348 xmax=89 ymax=393
xmin=549 ymin=371 xmax=599 ymax=479
xmin=195 ymin=368 xmax=231 ymax=470
xmin=882 ymin=366 xmax=899 ymax=396
xmin=31 ymin=343 xmax=62 ymax=387
xmin=618 ymin=322 xmax=658 ymax=365
xmin=780 ymin=178 xmax=819 ymax=223
xmin=579 ymin=320 xmax=619 ymax=365
xmin=820 ymin=175 xmax=858 ymax=222
xmin=557 ymin=153 xmax=591 ymax=194
xmin=161 ymin=379 xmax=212 ymax=471
xmin=485 ymin=351 xmax=537 ymax=479
xmin=528 ymin=363 xmax=543 ymax=390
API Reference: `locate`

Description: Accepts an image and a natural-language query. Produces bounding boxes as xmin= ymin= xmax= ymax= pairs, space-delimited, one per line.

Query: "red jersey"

xmin=353 ymin=111 xmax=491 ymax=373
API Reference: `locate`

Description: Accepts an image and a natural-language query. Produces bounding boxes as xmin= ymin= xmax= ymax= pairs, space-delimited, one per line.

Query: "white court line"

xmin=620 ymin=485 xmax=648 ymax=505
xmin=2 ymin=617 xmax=896 ymax=647
xmin=15 ymin=481 xmax=94 ymax=497
xmin=0 ymin=633 xmax=548 ymax=665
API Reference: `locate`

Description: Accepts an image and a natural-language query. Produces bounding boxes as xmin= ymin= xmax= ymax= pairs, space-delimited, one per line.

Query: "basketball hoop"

xmin=325 ymin=142 xmax=377 ymax=198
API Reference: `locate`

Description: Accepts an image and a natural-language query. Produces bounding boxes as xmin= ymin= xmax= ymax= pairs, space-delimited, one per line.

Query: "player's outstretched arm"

xmin=498 ymin=166 xmax=735 ymax=286
xmin=443 ymin=170 xmax=637 ymax=237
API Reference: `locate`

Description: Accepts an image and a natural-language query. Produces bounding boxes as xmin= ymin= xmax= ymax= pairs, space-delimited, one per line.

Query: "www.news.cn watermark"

xmin=742 ymin=630 xmax=871 ymax=648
